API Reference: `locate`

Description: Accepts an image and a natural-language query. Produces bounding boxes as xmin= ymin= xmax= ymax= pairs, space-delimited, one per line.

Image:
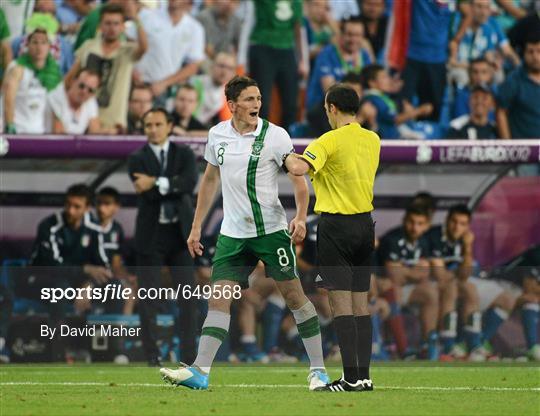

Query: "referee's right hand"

xmin=187 ymin=227 xmax=204 ymax=258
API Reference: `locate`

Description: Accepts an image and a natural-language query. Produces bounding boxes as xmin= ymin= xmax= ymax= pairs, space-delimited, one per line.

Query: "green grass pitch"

xmin=1 ymin=362 xmax=539 ymax=415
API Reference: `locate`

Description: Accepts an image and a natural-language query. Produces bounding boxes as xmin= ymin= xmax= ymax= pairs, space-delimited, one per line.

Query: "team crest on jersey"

xmin=251 ymin=141 xmax=264 ymax=157
xmin=81 ymin=234 xmax=90 ymax=247
xmin=110 ymin=231 xmax=118 ymax=243
xmin=244 ymin=217 xmax=255 ymax=224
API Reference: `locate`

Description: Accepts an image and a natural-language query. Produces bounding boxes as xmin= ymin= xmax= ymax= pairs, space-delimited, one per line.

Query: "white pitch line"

xmin=2 ymin=367 xmax=538 ymax=376
xmin=1 ymin=382 xmax=538 ymax=392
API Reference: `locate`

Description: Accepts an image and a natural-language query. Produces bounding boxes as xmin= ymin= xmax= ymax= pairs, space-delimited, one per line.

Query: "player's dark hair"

xmin=404 ymin=204 xmax=430 ymax=220
xmin=225 ymin=75 xmax=258 ymax=102
xmin=325 ymin=83 xmax=360 ymax=115
xmin=97 ymin=187 xmax=121 ymax=204
xmin=142 ymin=107 xmax=172 ymax=124
xmin=447 ymin=204 xmax=472 ymax=220
xmin=342 ymin=71 xmax=363 ymax=86
xmin=360 ymin=64 xmax=385 ymax=89
xmin=66 ymin=183 xmax=93 ymax=205
xmin=99 ymin=3 xmax=125 ymax=21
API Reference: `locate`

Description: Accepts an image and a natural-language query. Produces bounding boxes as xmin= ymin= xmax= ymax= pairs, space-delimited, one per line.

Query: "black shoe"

xmin=324 ymin=378 xmax=374 ymax=392
xmin=358 ymin=378 xmax=374 ymax=391
xmin=148 ymin=356 xmax=163 ymax=367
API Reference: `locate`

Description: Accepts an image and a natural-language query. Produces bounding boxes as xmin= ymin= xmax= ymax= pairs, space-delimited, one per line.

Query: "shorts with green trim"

xmin=211 ymin=230 xmax=298 ymax=287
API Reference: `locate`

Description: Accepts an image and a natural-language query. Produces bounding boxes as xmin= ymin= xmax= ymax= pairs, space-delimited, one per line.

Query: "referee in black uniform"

xmin=285 ymin=84 xmax=380 ymax=392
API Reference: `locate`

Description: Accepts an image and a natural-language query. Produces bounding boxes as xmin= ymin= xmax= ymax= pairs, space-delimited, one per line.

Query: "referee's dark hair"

xmin=404 ymin=204 xmax=430 ymax=220
xmin=66 ymin=183 xmax=93 ymax=205
xmin=447 ymin=204 xmax=472 ymax=220
xmin=97 ymin=187 xmax=121 ymax=205
xmin=325 ymin=83 xmax=360 ymax=115
xmin=225 ymin=75 xmax=258 ymax=102
xmin=142 ymin=107 xmax=171 ymax=124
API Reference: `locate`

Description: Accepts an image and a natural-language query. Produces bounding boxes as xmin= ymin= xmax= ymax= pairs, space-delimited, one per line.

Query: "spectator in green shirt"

xmin=246 ymin=0 xmax=307 ymax=131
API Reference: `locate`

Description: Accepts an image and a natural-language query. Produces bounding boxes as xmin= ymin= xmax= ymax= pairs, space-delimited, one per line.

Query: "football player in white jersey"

xmin=160 ymin=76 xmax=329 ymax=391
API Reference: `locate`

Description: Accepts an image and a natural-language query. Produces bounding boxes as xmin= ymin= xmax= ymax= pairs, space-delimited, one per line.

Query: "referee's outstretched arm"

xmin=284 ymin=154 xmax=311 ymax=176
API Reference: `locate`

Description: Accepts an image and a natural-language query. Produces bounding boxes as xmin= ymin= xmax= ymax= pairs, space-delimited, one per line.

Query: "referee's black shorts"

xmin=316 ymin=212 xmax=375 ymax=292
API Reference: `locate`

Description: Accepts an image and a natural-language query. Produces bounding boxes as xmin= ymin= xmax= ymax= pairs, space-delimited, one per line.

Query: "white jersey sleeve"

xmin=204 ymin=129 xmax=218 ymax=166
xmin=271 ymin=126 xmax=295 ymax=168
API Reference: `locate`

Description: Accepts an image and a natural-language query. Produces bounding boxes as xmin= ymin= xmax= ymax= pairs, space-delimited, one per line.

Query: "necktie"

xmin=160 ymin=149 xmax=166 ymax=175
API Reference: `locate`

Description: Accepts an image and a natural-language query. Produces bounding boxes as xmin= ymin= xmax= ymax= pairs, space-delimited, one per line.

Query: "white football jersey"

xmin=204 ymin=118 xmax=295 ymax=238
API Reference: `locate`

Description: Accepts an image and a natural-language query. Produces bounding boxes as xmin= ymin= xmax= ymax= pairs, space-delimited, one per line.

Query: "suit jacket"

xmin=127 ymin=141 xmax=197 ymax=255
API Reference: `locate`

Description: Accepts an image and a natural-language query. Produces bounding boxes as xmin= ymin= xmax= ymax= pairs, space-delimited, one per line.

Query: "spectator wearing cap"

xmin=497 ymin=36 xmax=540 ymax=139
xmin=2 ymin=28 xmax=62 ymax=134
xmin=11 ymin=0 xmax=75 ymax=75
xmin=448 ymin=85 xmax=498 ymax=140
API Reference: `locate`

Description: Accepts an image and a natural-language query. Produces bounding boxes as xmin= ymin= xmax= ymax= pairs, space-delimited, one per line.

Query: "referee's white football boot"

xmin=307 ymin=369 xmax=330 ymax=391
xmin=160 ymin=363 xmax=209 ymax=390
xmin=323 ymin=377 xmax=374 ymax=392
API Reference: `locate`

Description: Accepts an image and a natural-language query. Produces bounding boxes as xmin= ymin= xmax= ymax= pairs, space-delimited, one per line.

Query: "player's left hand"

xmin=289 ymin=217 xmax=306 ymax=244
xmin=133 ymin=173 xmax=156 ymax=193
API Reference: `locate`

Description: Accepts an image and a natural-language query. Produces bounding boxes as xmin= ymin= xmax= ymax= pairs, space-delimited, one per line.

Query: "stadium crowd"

xmin=0 ymin=0 xmax=539 ymax=364
xmin=1 ymin=0 xmax=540 ymax=139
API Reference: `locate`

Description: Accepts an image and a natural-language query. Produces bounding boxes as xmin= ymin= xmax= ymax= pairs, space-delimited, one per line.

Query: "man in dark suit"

xmin=127 ymin=108 xmax=198 ymax=366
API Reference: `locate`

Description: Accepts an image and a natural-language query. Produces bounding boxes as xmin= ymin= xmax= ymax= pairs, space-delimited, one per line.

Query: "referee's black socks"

xmin=355 ymin=315 xmax=372 ymax=381
xmin=333 ymin=315 xmax=359 ymax=383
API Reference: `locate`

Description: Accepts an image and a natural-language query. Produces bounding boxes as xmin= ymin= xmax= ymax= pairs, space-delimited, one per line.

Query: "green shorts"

xmin=211 ymin=230 xmax=298 ymax=287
